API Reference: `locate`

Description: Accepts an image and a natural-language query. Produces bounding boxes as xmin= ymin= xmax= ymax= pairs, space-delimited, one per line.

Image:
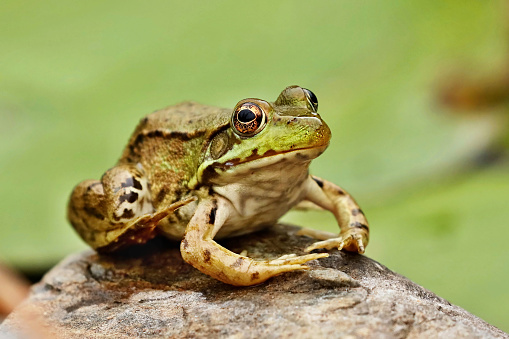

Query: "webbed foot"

xmin=305 ymin=229 xmax=367 ymax=254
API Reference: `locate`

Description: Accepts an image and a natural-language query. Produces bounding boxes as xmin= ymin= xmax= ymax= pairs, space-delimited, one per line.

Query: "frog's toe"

xmin=274 ymin=253 xmax=297 ymax=260
xmin=306 ymin=233 xmax=367 ymax=254
xmin=269 ymin=253 xmax=328 ymax=266
xmin=354 ymin=234 xmax=365 ymax=254
xmin=305 ymin=238 xmax=343 ymax=252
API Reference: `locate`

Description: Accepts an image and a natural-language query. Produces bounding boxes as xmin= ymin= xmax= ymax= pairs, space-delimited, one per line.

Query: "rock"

xmin=1 ymin=225 xmax=507 ymax=339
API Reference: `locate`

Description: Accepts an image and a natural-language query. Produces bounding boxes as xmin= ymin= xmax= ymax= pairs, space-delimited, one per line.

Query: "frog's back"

xmin=118 ymin=102 xmax=230 ymax=209
xmin=129 ymin=101 xmax=231 ymax=135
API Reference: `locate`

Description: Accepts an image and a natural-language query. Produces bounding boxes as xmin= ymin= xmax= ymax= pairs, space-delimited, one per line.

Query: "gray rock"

xmin=1 ymin=225 xmax=507 ymax=339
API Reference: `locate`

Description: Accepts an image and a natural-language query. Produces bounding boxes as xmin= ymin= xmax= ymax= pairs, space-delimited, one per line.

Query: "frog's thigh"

xmin=68 ymin=164 xmax=155 ymax=250
xmin=180 ymin=196 xmax=328 ymax=286
xmin=301 ymin=175 xmax=369 ymax=253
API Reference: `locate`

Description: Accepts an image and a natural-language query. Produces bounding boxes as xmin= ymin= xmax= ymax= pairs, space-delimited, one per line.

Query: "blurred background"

xmin=1 ymin=0 xmax=508 ymax=331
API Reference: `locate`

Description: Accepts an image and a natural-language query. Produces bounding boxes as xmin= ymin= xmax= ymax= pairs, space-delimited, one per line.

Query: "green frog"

xmin=68 ymin=86 xmax=369 ymax=286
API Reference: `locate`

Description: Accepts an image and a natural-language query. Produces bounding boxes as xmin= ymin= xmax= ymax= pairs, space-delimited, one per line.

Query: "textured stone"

xmin=1 ymin=225 xmax=507 ymax=339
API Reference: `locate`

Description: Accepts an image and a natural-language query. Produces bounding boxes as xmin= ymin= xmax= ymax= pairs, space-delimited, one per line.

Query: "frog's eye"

xmin=232 ymin=102 xmax=266 ymax=137
xmin=303 ymin=88 xmax=318 ymax=112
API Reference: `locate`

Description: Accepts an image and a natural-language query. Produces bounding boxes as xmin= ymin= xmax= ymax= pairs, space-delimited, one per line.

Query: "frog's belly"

xmin=213 ymin=161 xmax=311 ymax=239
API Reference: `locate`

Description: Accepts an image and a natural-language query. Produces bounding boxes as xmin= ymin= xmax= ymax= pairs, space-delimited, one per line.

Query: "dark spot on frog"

xmin=119 ymin=191 xmax=138 ymax=204
xmin=203 ymin=249 xmax=211 ymax=263
xmin=251 ymin=272 xmax=260 ymax=281
xmin=336 ymin=187 xmax=345 ymax=195
xmin=351 ymin=208 xmax=364 ymax=216
xmin=121 ymin=208 xmax=135 ymax=219
xmin=84 ymin=207 xmax=105 ymax=220
xmin=200 ymin=166 xmax=220 ymax=184
xmin=182 ymin=238 xmax=189 ymax=249
xmin=173 ymin=188 xmax=184 ymax=203
xmin=312 ymin=177 xmax=324 ymax=188
xmin=155 ymin=187 xmax=169 ymax=205
xmin=231 ymin=258 xmax=244 ymax=268
xmin=121 ymin=177 xmax=142 ymax=190
xmin=350 ymin=221 xmax=369 ymax=232
xmin=208 ymin=205 xmax=217 ymax=225
xmin=141 ymin=117 xmax=148 ymax=125
xmin=132 ymin=178 xmax=143 ymax=190
xmin=130 ymin=130 xmax=203 ymax=153
xmin=152 ymin=130 xmax=164 ymax=138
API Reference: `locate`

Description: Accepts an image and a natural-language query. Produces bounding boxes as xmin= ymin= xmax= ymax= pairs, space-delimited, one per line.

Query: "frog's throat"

xmin=189 ymin=144 xmax=328 ymax=188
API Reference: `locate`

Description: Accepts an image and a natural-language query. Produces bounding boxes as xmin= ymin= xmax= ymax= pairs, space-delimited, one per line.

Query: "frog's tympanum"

xmin=68 ymin=86 xmax=369 ymax=286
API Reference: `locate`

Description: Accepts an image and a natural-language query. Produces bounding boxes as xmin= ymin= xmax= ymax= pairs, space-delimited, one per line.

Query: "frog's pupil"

xmin=238 ymin=109 xmax=256 ymax=123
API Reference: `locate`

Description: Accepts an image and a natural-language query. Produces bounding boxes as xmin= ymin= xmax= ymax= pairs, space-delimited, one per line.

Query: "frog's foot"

xmin=304 ymin=229 xmax=368 ymax=254
xmin=180 ymin=197 xmax=328 ymax=286
xmin=239 ymin=252 xmax=328 ymax=284
xmin=299 ymin=175 xmax=370 ymax=254
xmin=98 ymin=197 xmax=196 ymax=252
xmin=133 ymin=197 xmax=197 ymax=227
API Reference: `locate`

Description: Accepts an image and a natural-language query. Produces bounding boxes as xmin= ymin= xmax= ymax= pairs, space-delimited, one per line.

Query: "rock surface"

xmin=1 ymin=225 xmax=507 ymax=339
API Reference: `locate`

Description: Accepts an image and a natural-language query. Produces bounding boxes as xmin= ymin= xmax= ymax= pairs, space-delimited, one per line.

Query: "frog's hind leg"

xmin=180 ymin=196 xmax=328 ymax=286
xmin=68 ymin=164 xmax=193 ymax=252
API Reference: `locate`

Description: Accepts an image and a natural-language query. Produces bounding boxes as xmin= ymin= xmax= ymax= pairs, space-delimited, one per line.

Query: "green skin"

xmin=68 ymin=86 xmax=369 ymax=286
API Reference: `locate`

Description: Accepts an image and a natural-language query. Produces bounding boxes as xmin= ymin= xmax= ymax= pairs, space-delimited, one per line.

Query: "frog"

xmin=68 ymin=86 xmax=369 ymax=286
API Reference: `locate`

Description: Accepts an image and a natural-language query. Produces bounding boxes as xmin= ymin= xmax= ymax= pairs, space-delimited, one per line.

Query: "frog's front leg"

xmin=300 ymin=175 xmax=369 ymax=254
xmin=68 ymin=164 xmax=193 ymax=252
xmin=180 ymin=196 xmax=328 ymax=286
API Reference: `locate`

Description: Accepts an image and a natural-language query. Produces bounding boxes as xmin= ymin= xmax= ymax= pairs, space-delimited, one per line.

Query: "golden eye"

xmin=232 ymin=102 xmax=266 ymax=136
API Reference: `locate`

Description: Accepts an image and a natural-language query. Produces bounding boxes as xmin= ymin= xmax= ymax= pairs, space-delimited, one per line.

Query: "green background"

xmin=1 ymin=0 xmax=508 ymax=331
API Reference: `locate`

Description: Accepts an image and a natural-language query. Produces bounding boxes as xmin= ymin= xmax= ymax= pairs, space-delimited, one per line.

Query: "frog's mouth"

xmin=212 ymin=144 xmax=329 ymax=171
xmin=194 ymin=144 xmax=328 ymax=187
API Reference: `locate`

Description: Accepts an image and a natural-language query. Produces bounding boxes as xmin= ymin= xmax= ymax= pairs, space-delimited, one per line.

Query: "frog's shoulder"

xmin=140 ymin=101 xmax=231 ymax=134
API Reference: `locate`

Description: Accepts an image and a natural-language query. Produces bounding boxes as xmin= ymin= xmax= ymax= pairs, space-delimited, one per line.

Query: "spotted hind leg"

xmin=68 ymin=164 xmax=193 ymax=252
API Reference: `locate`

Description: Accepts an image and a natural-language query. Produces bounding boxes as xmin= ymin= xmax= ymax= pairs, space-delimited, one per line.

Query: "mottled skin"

xmin=68 ymin=86 xmax=369 ymax=286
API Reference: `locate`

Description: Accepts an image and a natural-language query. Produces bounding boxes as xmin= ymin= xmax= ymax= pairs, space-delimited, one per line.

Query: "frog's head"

xmin=194 ymin=86 xmax=331 ymax=186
